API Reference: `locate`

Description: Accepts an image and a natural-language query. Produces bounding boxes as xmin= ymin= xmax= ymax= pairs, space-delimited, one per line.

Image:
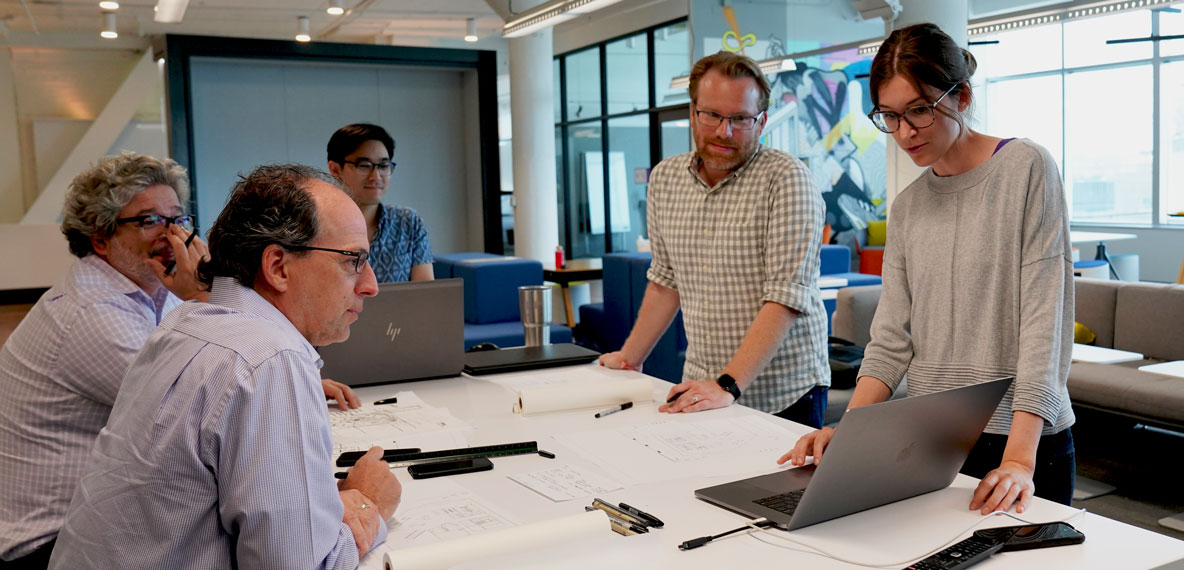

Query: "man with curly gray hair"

xmin=0 ymin=152 xmax=209 ymax=569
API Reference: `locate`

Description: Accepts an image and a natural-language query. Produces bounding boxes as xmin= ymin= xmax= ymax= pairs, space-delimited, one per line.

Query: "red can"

xmin=554 ymin=245 xmax=565 ymax=269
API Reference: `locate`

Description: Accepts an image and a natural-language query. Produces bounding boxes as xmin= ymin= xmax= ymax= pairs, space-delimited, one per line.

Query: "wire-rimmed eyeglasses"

xmin=867 ymin=83 xmax=960 ymax=134
xmin=693 ymin=108 xmax=764 ymax=131
xmin=343 ymin=159 xmax=395 ymax=176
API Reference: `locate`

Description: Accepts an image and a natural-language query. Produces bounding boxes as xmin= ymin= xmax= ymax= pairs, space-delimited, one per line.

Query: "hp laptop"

xmin=463 ymin=343 xmax=601 ymax=376
xmin=318 ymin=279 xmax=464 ymax=386
xmin=695 ymin=377 xmax=1013 ymax=531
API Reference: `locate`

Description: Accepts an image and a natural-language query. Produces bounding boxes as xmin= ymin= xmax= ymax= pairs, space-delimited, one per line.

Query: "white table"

xmin=1072 ymin=343 xmax=1144 ymax=364
xmin=818 ymin=276 xmax=848 ymax=301
xmin=1139 ymin=361 xmax=1184 ymax=378
xmin=1070 ymin=231 xmax=1138 ymax=280
xmin=342 ymin=367 xmax=1184 ymax=569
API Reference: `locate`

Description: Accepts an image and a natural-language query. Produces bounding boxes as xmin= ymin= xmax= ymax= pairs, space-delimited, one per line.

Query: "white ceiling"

xmin=0 ymin=0 xmax=505 ymax=46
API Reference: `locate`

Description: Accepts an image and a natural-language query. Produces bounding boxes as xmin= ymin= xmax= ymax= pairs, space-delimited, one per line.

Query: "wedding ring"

xmin=360 ymin=503 xmax=371 ymax=509
xmin=691 ymin=395 xmax=701 ymax=404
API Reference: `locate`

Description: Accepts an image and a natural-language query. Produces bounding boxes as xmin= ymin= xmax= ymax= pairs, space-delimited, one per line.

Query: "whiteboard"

xmin=582 ymin=151 xmax=631 ymax=234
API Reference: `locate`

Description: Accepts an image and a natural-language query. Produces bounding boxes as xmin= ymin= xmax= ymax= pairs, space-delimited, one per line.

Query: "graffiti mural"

xmin=761 ymin=43 xmax=888 ymax=249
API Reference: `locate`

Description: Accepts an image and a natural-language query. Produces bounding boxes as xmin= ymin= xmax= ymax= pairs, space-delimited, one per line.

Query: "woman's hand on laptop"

xmin=778 ymin=427 xmax=836 ymax=467
xmin=323 ymin=379 xmax=361 ymax=410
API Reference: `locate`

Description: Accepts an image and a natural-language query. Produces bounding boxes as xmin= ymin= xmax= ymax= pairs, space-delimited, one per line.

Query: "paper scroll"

xmin=512 ymin=378 xmax=653 ymax=416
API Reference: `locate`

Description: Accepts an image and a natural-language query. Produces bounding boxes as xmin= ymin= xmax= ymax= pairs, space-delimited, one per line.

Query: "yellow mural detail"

xmin=720 ymin=6 xmax=756 ymax=54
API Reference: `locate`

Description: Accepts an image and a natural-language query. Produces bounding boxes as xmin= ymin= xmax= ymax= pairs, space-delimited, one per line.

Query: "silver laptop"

xmin=318 ymin=278 xmax=464 ymax=386
xmin=695 ymin=377 xmax=1012 ymax=531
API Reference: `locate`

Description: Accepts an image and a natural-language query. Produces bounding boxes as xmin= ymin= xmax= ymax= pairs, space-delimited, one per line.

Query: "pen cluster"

xmin=587 ymin=498 xmax=665 ymax=537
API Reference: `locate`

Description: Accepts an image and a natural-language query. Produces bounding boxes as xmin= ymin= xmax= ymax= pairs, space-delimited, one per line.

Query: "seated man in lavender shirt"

xmin=50 ymin=164 xmax=400 ymax=569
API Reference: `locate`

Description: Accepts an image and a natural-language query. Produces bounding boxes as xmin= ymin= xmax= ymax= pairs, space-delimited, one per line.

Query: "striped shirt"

xmin=49 ymin=277 xmax=384 ymax=569
xmin=370 ymin=204 xmax=433 ymax=283
xmin=647 ymin=146 xmax=830 ymax=413
xmin=0 ymin=255 xmax=179 ymax=561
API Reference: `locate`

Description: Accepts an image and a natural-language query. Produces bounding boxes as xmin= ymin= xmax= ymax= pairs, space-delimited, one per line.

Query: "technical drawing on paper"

xmin=391 ymin=492 xmax=517 ymax=544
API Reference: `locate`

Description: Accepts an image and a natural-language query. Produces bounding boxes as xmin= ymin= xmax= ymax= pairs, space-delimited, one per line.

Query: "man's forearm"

xmin=619 ymin=282 xmax=681 ymax=367
xmin=722 ymin=301 xmax=797 ymax=389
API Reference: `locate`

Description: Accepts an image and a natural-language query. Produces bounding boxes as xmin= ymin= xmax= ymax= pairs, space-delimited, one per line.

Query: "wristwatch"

xmin=716 ymin=373 xmax=742 ymax=401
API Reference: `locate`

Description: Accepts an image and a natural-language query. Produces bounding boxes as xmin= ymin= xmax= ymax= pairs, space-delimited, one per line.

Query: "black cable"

xmin=678 ymin=519 xmax=777 ymax=551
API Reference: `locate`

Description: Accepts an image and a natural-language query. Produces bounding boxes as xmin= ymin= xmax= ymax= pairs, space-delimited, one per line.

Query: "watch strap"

xmin=716 ymin=373 xmax=742 ymax=401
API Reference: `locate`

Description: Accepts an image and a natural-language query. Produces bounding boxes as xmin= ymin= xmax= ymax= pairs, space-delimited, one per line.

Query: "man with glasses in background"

xmin=600 ymin=52 xmax=831 ymax=428
xmin=49 ymin=164 xmax=400 ymax=569
xmin=0 ymin=153 xmax=209 ymax=569
xmin=327 ymin=123 xmax=434 ymax=282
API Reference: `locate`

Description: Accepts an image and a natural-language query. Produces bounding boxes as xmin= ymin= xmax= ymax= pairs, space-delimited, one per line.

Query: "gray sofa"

xmin=828 ymin=279 xmax=1184 ymax=431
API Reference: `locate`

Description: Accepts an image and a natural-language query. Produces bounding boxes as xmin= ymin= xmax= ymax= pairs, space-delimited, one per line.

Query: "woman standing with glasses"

xmin=327 ymin=123 xmax=434 ymax=282
xmin=779 ymin=23 xmax=1076 ymax=513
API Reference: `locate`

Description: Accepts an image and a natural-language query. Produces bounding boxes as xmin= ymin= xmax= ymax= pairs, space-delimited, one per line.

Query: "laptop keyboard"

xmin=753 ymin=489 xmax=806 ymax=516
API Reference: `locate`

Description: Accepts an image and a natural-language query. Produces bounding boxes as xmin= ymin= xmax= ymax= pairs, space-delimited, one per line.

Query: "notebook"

xmin=695 ymin=377 xmax=1013 ymax=531
xmin=318 ymin=278 xmax=464 ymax=386
xmin=463 ymin=343 xmax=601 ymax=376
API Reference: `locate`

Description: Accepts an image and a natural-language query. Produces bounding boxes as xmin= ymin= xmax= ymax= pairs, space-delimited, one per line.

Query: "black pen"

xmin=374 ymin=397 xmax=398 ymax=405
xmin=618 ymin=502 xmax=665 ymax=528
xmin=165 ymin=227 xmax=199 ymax=276
xmin=666 ymin=391 xmax=684 ymax=404
xmin=594 ymin=402 xmax=633 ymax=418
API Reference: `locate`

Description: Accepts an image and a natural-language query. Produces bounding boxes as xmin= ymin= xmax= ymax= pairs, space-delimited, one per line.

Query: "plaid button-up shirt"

xmin=646 ymin=146 xmax=830 ymax=413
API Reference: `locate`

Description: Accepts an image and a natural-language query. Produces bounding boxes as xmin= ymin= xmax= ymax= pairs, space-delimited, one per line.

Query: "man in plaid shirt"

xmin=600 ymin=52 xmax=830 ymax=428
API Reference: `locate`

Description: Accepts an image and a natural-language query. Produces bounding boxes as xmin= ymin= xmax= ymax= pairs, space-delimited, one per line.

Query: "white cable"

xmin=746 ymin=508 xmax=1089 ymax=568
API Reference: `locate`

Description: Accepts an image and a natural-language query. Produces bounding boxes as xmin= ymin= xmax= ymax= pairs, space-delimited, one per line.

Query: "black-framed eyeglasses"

xmin=343 ymin=159 xmax=395 ymax=176
xmin=867 ymin=83 xmax=960 ymax=134
xmin=115 ymin=214 xmax=194 ymax=232
xmin=693 ymin=108 xmax=764 ymax=131
xmin=285 ymin=245 xmax=370 ymax=273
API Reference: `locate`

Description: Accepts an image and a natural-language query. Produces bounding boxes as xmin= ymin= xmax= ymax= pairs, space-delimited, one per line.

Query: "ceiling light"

xmin=101 ymin=11 xmax=118 ymax=38
xmin=465 ymin=18 xmax=478 ymax=42
xmin=154 ymin=0 xmax=188 ymax=23
xmin=296 ymin=16 xmax=311 ymax=42
xmin=99 ymin=1 xmax=120 ymax=9
xmin=503 ymin=0 xmax=623 ymax=38
xmin=327 ymin=0 xmax=344 ymax=16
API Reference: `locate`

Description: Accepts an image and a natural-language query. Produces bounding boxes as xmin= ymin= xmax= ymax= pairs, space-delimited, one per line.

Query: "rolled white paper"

xmin=382 ymin=509 xmax=609 ymax=570
xmin=515 ymin=378 xmax=653 ymax=416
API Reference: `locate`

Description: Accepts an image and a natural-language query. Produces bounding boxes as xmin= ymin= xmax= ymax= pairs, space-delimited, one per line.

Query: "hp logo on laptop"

xmin=386 ymin=323 xmax=401 ymax=342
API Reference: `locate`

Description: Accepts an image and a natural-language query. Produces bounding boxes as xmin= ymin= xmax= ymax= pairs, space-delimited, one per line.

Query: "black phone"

xmin=973 ymin=522 xmax=1085 ymax=551
xmin=407 ymin=457 xmax=493 ymax=479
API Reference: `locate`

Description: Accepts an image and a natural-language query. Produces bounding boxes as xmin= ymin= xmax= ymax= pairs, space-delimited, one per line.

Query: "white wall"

xmin=186 ymin=57 xmax=478 ymax=255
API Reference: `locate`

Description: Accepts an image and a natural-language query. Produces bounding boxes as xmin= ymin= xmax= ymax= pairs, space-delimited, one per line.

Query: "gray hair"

xmin=196 ymin=164 xmax=344 ymax=289
xmin=60 ymin=152 xmax=190 ymax=258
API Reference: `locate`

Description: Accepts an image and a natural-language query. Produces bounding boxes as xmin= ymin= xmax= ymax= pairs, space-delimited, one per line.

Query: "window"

xmin=555 ymin=19 xmax=689 ymax=258
xmin=972 ymin=8 xmax=1182 ymax=227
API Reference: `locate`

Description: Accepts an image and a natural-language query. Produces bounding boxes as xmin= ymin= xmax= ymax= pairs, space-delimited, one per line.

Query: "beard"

xmin=105 ymin=239 xmax=165 ymax=295
xmin=694 ymin=135 xmax=759 ymax=174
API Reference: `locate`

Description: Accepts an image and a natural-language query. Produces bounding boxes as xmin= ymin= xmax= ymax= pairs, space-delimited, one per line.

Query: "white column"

xmin=0 ymin=48 xmax=23 ymax=223
xmin=508 ymin=28 xmax=559 ymax=264
xmin=883 ymin=0 xmax=969 ymax=206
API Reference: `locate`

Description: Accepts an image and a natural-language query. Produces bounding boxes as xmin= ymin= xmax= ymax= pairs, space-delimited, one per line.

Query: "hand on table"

xmin=658 ymin=379 xmax=734 ymax=413
xmin=598 ymin=351 xmax=642 ymax=372
xmin=969 ymin=460 xmax=1035 ymax=515
xmin=323 ymin=379 xmax=361 ymax=410
xmin=339 ymin=446 xmax=402 ymax=520
xmin=339 ymin=488 xmax=382 ymax=557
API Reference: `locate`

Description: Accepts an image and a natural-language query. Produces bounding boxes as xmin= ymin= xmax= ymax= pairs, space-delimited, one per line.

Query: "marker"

xmin=594 ymin=402 xmax=633 ymax=418
xmin=537 ymin=450 xmax=556 ymax=459
xmin=164 ymin=227 xmax=199 ymax=276
xmin=374 ymin=397 xmax=398 ymax=405
xmin=618 ymin=502 xmax=665 ymax=528
xmin=591 ymin=498 xmax=647 ymax=528
xmin=586 ymin=506 xmax=646 ymax=535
